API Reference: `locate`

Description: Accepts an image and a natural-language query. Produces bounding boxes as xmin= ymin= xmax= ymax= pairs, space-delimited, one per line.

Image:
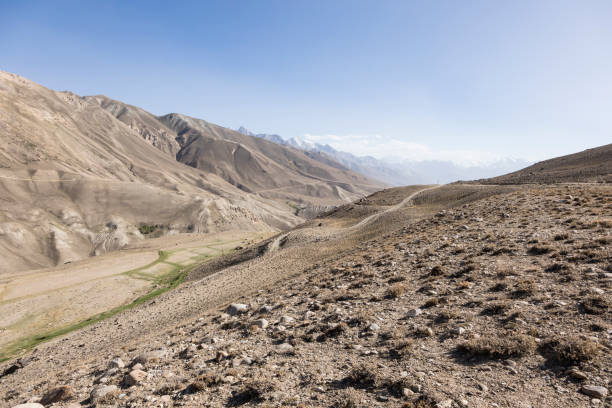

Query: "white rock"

xmin=253 ymin=318 xmax=269 ymax=329
xmin=227 ymin=303 xmax=249 ymax=316
xmin=280 ymin=315 xmax=295 ymax=324
xmin=12 ymin=404 xmax=45 ymax=408
xmin=109 ymin=357 xmax=125 ymax=369
xmin=90 ymin=385 xmax=118 ymax=403
xmin=368 ymin=323 xmax=380 ymax=331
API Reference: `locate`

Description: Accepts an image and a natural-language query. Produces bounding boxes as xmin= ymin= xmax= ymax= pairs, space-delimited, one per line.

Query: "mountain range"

xmin=237 ymin=127 xmax=531 ymax=185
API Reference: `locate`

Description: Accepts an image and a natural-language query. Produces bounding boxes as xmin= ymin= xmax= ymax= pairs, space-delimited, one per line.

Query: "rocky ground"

xmin=0 ymin=184 xmax=610 ymax=408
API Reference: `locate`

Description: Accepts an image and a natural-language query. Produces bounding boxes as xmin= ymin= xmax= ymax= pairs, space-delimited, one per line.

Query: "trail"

xmin=350 ymin=184 xmax=440 ymax=229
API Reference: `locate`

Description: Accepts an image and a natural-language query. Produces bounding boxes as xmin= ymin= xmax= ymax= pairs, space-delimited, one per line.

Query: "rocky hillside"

xmin=0 ymin=183 xmax=609 ymax=407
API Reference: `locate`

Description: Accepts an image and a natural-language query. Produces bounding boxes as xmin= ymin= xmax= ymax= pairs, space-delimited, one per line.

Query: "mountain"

xmin=238 ymin=127 xmax=531 ymax=185
xmin=476 ymin=143 xmax=612 ymax=184
xmin=0 ymin=71 xmax=382 ymax=273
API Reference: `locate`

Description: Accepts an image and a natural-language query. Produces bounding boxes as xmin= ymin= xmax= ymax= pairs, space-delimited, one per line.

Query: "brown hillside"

xmin=477 ymin=144 xmax=612 ymax=184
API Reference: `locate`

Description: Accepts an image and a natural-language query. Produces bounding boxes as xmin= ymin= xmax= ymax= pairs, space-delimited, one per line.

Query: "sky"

xmin=1 ymin=1 xmax=611 ymax=165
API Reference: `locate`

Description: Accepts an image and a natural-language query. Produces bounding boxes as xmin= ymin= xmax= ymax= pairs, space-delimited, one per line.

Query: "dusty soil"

xmin=0 ymin=184 xmax=610 ymax=408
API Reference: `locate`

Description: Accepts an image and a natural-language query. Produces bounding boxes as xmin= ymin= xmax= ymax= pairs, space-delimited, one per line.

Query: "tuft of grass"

xmin=528 ymin=244 xmax=552 ymax=255
xmin=538 ymin=337 xmax=600 ymax=366
xmin=580 ymin=296 xmax=609 ymax=315
xmin=481 ymin=302 xmax=510 ymax=316
xmin=386 ymin=283 xmax=407 ymax=299
xmin=345 ymin=363 xmax=377 ymax=388
xmin=456 ymin=332 xmax=535 ymax=359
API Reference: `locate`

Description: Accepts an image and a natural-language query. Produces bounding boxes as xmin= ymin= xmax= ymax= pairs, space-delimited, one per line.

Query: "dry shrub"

xmin=434 ymin=309 xmax=459 ymax=324
xmin=228 ymin=378 xmax=277 ymax=406
xmin=456 ymin=332 xmax=535 ymax=359
xmin=389 ymin=339 xmax=416 ymax=359
xmin=581 ymin=296 xmax=609 ymax=315
xmin=481 ymin=301 xmax=510 ymax=316
xmin=386 ymin=283 xmax=407 ymax=299
xmin=511 ymin=280 xmax=537 ymax=299
xmin=528 ymin=244 xmax=552 ymax=255
xmin=422 ymin=297 xmax=439 ymax=308
xmin=538 ymin=337 xmax=600 ymax=366
xmin=316 ymin=322 xmax=348 ymax=342
xmin=554 ymin=233 xmax=569 ymax=241
xmin=345 ymin=363 xmax=377 ymax=388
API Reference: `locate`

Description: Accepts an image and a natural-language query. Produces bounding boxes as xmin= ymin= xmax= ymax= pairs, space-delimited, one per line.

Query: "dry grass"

xmin=581 ymin=296 xmax=609 ymax=315
xmin=538 ymin=337 xmax=600 ymax=366
xmin=345 ymin=363 xmax=378 ymax=388
xmin=386 ymin=283 xmax=407 ymax=299
xmin=457 ymin=332 xmax=536 ymax=359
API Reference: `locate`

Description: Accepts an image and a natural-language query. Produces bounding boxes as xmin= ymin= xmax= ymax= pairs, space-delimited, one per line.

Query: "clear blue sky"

xmin=1 ymin=1 xmax=610 ymax=164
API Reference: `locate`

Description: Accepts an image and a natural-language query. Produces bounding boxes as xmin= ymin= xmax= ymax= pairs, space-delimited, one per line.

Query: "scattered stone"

xmin=253 ymin=318 xmax=269 ymax=329
xmin=280 ymin=315 xmax=295 ymax=324
xmin=227 ymin=303 xmax=248 ymax=316
xmin=277 ymin=343 xmax=294 ymax=354
xmin=12 ymin=404 xmax=44 ymax=408
xmin=581 ymin=385 xmax=608 ymax=399
xmin=567 ymin=367 xmax=588 ymax=381
xmin=109 ymin=357 xmax=125 ymax=369
xmin=40 ymin=385 xmax=73 ymax=405
xmin=90 ymin=385 xmax=119 ymax=403
xmin=124 ymin=369 xmax=147 ymax=386
xmin=478 ymin=383 xmax=488 ymax=392
xmin=134 ymin=349 xmax=166 ymax=364
xmin=368 ymin=322 xmax=380 ymax=331
xmin=437 ymin=400 xmax=453 ymax=408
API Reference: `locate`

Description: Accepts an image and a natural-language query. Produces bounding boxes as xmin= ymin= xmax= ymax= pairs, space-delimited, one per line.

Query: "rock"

xmin=124 ymin=369 xmax=147 ymax=386
xmin=277 ymin=343 xmax=294 ymax=354
xmin=253 ymin=318 xmax=269 ymax=329
xmin=477 ymin=383 xmax=488 ymax=392
xmin=259 ymin=305 xmax=273 ymax=314
xmin=227 ymin=303 xmax=248 ymax=316
xmin=458 ymin=398 xmax=469 ymax=407
xmin=216 ymin=350 xmax=229 ymax=362
xmin=402 ymin=388 xmax=415 ymax=398
xmin=134 ymin=349 xmax=166 ymax=364
xmin=567 ymin=367 xmax=588 ymax=381
xmin=90 ymin=385 xmax=119 ymax=403
xmin=109 ymin=357 xmax=125 ymax=369
xmin=453 ymin=327 xmax=466 ymax=335
xmin=407 ymin=308 xmax=422 ymax=317
xmin=581 ymin=385 xmax=608 ymax=398
xmin=12 ymin=405 xmax=45 ymax=408
xmin=436 ymin=400 xmax=453 ymax=408
xmin=280 ymin=315 xmax=295 ymax=324
xmin=132 ymin=363 xmax=144 ymax=371
xmin=368 ymin=323 xmax=380 ymax=331
xmin=40 ymin=385 xmax=73 ymax=405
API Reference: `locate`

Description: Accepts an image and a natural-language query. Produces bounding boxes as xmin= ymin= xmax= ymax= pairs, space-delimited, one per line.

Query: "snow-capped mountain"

xmin=237 ymin=126 xmax=531 ymax=185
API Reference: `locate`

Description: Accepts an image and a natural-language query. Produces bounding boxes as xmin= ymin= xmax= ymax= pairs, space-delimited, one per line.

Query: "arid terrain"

xmin=0 ymin=182 xmax=609 ymax=408
xmin=0 ymin=71 xmax=381 ymax=274
xmin=1 ymin=71 xmax=611 ymax=408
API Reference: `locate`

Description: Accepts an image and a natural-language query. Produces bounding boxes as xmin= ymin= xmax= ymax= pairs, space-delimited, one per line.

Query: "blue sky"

xmin=1 ymin=1 xmax=610 ymax=164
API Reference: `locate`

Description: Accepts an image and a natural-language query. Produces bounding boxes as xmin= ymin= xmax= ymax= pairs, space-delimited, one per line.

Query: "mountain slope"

xmin=477 ymin=144 xmax=612 ymax=184
xmin=0 ymin=71 xmax=381 ymax=273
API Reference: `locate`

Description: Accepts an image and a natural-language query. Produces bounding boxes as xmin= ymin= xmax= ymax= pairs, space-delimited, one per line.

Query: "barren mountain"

xmin=476 ymin=144 xmax=612 ymax=184
xmin=0 ymin=71 xmax=381 ymax=274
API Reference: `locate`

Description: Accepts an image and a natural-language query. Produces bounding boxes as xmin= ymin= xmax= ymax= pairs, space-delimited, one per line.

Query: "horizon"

xmin=2 ymin=1 xmax=611 ymax=165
